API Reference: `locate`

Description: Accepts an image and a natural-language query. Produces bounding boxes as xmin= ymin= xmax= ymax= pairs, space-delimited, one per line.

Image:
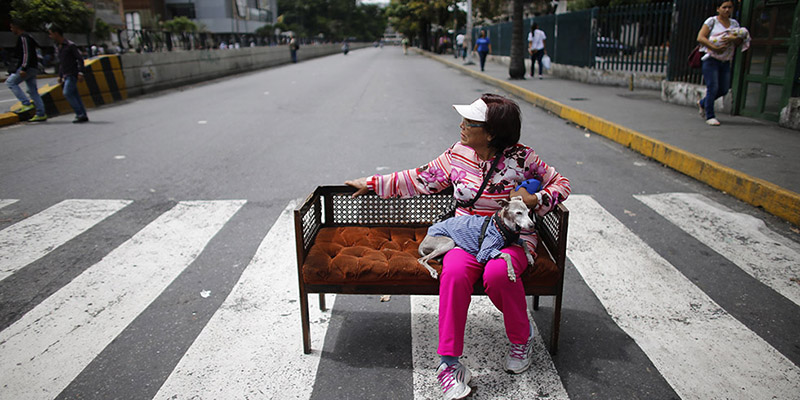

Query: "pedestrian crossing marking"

xmin=0 ymin=194 xmax=797 ymax=399
xmin=0 ymin=199 xmax=132 ymax=282
xmin=411 ymin=296 xmax=570 ymax=399
xmin=0 ymin=200 xmax=245 ymax=400
xmin=0 ymin=199 xmax=18 ymax=210
xmin=635 ymin=192 xmax=800 ymax=307
xmin=154 ymin=200 xmax=333 ymax=399
xmin=566 ymin=195 xmax=800 ymax=400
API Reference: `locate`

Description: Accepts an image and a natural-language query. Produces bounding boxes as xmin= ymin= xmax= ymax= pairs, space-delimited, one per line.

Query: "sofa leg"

xmin=533 ymin=295 xmax=540 ymax=310
xmin=300 ymin=289 xmax=311 ymax=354
xmin=319 ymin=293 xmax=327 ymax=311
xmin=550 ymin=293 xmax=562 ymax=354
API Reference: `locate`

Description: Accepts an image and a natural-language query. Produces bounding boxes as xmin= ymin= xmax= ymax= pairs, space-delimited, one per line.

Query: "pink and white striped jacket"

xmin=367 ymin=142 xmax=571 ymax=256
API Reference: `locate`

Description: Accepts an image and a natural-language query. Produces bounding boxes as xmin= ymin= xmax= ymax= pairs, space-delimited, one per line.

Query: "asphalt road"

xmin=1 ymin=47 xmax=798 ymax=400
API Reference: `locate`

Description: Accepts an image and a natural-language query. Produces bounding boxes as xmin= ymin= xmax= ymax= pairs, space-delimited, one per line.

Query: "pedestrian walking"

xmin=528 ymin=23 xmax=547 ymax=79
xmin=6 ymin=19 xmax=47 ymax=122
xmin=455 ymin=33 xmax=465 ymax=60
xmin=289 ymin=36 xmax=299 ymax=63
xmin=473 ymin=30 xmax=491 ymax=72
xmin=345 ymin=94 xmax=570 ymax=400
xmin=696 ymin=0 xmax=746 ymax=126
xmin=48 ymin=24 xmax=88 ymax=123
xmin=402 ymin=37 xmax=409 ymax=55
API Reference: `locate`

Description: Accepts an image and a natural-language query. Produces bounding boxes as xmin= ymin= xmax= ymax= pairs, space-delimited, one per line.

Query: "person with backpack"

xmin=6 ymin=19 xmax=47 ymax=122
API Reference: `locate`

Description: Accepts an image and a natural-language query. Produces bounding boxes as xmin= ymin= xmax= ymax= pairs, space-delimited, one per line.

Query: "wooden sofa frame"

xmin=294 ymin=185 xmax=569 ymax=354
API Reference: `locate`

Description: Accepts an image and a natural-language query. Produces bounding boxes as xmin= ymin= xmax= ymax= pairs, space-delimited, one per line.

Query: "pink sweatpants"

xmin=437 ymin=246 xmax=530 ymax=357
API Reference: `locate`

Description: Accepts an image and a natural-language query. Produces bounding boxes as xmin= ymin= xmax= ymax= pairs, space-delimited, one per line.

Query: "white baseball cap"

xmin=453 ymin=98 xmax=488 ymax=122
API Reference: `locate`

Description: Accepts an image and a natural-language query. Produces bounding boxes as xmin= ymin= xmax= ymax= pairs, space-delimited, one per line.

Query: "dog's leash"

xmin=456 ymin=151 xmax=504 ymax=211
xmin=478 ymin=213 xmax=521 ymax=249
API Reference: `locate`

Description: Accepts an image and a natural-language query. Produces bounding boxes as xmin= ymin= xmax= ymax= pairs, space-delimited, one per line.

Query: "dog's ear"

xmin=497 ymin=198 xmax=510 ymax=207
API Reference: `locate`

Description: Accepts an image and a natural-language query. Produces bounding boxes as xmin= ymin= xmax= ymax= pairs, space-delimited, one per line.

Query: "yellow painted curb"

xmin=0 ymin=112 xmax=20 ymax=127
xmin=420 ymin=49 xmax=800 ymax=227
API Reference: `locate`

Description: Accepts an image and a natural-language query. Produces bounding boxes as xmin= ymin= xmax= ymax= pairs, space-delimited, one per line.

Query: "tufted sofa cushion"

xmin=302 ymin=226 xmax=561 ymax=287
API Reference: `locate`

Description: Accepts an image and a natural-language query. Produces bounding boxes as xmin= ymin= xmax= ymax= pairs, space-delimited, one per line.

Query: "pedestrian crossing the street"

xmin=0 ymin=194 xmax=798 ymax=399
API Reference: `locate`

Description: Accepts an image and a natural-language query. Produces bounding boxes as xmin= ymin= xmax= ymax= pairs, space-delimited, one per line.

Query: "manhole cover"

xmin=721 ymin=148 xmax=776 ymax=159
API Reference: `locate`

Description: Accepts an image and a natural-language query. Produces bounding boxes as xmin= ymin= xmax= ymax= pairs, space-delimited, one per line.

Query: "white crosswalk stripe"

xmin=566 ymin=195 xmax=800 ymax=400
xmin=635 ymin=192 xmax=800 ymax=307
xmin=0 ymin=199 xmax=18 ymax=210
xmin=412 ymin=296 xmax=570 ymax=399
xmin=0 ymin=200 xmax=245 ymax=400
xmin=0 ymin=195 xmax=797 ymax=399
xmin=0 ymin=199 xmax=131 ymax=282
xmin=154 ymin=200 xmax=334 ymax=400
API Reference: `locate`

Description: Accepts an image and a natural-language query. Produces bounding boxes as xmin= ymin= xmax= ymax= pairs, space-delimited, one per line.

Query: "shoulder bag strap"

xmin=459 ymin=151 xmax=503 ymax=209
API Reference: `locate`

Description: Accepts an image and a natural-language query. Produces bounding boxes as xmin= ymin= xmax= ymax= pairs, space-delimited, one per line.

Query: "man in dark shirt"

xmin=6 ymin=19 xmax=47 ymax=122
xmin=48 ymin=24 xmax=88 ymax=123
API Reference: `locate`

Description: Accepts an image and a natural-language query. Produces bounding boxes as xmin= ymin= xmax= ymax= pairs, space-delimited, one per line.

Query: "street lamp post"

xmin=464 ymin=0 xmax=475 ymax=65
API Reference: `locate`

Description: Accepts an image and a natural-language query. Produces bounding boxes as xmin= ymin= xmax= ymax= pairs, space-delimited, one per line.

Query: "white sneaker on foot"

xmin=706 ymin=118 xmax=721 ymax=126
xmin=504 ymin=322 xmax=535 ymax=374
xmin=436 ymin=362 xmax=471 ymax=400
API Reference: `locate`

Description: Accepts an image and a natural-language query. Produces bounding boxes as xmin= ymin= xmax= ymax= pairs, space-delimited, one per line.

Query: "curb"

xmin=418 ymin=49 xmax=800 ymax=227
xmin=0 ymin=112 xmax=20 ymax=127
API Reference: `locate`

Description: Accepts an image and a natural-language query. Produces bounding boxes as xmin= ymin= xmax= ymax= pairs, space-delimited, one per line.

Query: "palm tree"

xmin=508 ymin=0 xmax=525 ymax=79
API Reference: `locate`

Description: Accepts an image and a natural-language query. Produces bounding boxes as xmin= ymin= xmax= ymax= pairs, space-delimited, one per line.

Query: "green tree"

xmin=10 ymin=0 xmax=93 ymax=33
xmin=94 ymin=18 xmax=111 ymax=42
xmin=162 ymin=16 xmax=197 ymax=34
xmin=386 ymin=0 xmax=452 ymax=51
xmin=277 ymin=0 xmax=386 ymax=42
xmin=569 ymin=0 xmax=657 ymax=11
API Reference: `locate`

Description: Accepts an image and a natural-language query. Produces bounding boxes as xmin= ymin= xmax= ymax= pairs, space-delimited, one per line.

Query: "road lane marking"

xmin=154 ymin=200 xmax=333 ymax=399
xmin=0 ymin=199 xmax=18 ymax=209
xmin=567 ymin=195 xmax=800 ymax=400
xmin=635 ymin=192 xmax=800 ymax=307
xmin=411 ymin=296 xmax=569 ymax=399
xmin=0 ymin=199 xmax=131 ymax=282
xmin=0 ymin=200 xmax=245 ymax=400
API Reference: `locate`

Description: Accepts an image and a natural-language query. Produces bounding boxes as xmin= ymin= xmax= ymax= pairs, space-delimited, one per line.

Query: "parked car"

xmin=596 ymin=37 xmax=635 ymax=56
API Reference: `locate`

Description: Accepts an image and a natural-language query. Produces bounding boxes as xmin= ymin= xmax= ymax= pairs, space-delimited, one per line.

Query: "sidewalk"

xmin=423 ymin=50 xmax=800 ymax=227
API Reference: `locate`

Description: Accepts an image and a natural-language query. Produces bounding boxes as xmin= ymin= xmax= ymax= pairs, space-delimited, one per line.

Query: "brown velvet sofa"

xmin=294 ymin=185 xmax=569 ymax=354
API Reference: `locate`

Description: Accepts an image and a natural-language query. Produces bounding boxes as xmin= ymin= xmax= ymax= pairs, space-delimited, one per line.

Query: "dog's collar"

xmin=492 ymin=213 xmax=520 ymax=245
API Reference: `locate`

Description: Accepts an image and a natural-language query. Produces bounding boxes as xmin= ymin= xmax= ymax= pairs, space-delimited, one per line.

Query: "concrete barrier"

xmin=2 ymin=55 xmax=126 ymax=125
xmin=121 ymin=43 xmax=369 ymax=96
xmin=488 ymin=54 xmax=665 ymax=90
xmin=1 ymin=43 xmax=368 ymax=126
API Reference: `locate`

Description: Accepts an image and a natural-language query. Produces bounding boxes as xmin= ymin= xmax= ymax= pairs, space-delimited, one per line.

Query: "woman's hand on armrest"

xmin=345 ymin=177 xmax=371 ymax=197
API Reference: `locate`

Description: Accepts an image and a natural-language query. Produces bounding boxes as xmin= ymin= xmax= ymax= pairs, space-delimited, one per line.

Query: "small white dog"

xmin=418 ymin=196 xmax=535 ymax=282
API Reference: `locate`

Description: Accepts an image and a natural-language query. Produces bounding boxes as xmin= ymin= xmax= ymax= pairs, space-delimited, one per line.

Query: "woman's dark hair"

xmin=531 ymin=23 xmax=539 ymax=32
xmin=481 ymin=93 xmax=521 ymax=150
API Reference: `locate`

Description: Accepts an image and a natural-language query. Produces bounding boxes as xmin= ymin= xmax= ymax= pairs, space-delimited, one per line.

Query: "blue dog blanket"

xmin=427 ymin=214 xmax=520 ymax=264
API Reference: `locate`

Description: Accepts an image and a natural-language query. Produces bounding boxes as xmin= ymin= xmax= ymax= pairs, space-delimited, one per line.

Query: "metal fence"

xmin=595 ymin=2 xmax=672 ymax=73
xmin=116 ymin=29 xmax=289 ymax=52
xmin=667 ymin=0 xmax=726 ymax=84
xmin=473 ymin=2 xmax=673 ymax=74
